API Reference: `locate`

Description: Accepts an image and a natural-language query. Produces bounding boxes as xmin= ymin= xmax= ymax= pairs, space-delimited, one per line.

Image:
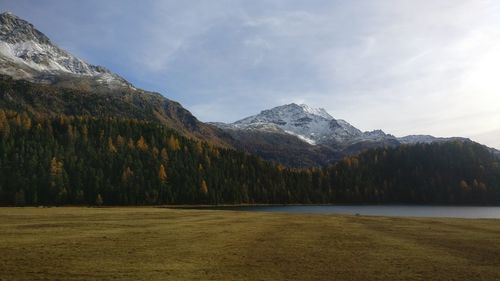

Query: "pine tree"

xmin=160 ymin=148 xmax=169 ymax=161
xmin=116 ymin=135 xmax=125 ymax=147
xmin=81 ymin=125 xmax=88 ymax=143
xmin=96 ymin=194 xmax=103 ymax=206
xmin=127 ymin=138 xmax=135 ymax=149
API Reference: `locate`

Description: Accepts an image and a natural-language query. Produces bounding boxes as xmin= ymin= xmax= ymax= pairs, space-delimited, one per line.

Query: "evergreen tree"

xmin=0 ymin=110 xmax=498 ymax=206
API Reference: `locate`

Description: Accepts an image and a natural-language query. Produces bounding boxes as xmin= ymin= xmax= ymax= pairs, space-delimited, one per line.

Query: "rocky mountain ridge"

xmin=0 ymin=12 xmax=131 ymax=89
xmin=215 ymin=103 xmax=466 ymax=146
xmin=212 ymin=103 xmax=472 ymax=166
xmin=0 ymin=12 xmax=231 ymax=147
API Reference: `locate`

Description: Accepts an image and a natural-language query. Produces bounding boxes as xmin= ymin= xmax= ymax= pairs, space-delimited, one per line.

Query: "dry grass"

xmin=1 ymin=207 xmax=500 ymax=281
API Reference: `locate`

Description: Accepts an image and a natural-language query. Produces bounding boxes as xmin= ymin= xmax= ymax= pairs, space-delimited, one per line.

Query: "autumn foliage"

xmin=0 ymin=110 xmax=499 ymax=206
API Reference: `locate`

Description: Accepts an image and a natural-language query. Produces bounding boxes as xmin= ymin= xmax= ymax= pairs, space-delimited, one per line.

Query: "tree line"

xmin=1 ymin=110 xmax=499 ymax=205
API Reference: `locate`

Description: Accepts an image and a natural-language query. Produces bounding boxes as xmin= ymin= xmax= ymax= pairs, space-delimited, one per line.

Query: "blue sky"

xmin=1 ymin=0 xmax=499 ymax=148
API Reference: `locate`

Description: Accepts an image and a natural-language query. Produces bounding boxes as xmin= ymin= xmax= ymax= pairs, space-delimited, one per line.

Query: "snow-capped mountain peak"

xmin=0 ymin=12 xmax=130 ymax=88
xmin=0 ymin=12 xmax=50 ymax=44
xmin=297 ymin=103 xmax=333 ymax=119
xmin=216 ymin=103 xmax=373 ymax=145
xmin=212 ymin=102 xmax=472 ymax=155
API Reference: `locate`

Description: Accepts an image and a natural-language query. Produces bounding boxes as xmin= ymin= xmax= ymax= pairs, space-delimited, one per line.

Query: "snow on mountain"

xmin=0 ymin=12 xmax=130 ymax=88
xmin=360 ymin=129 xmax=395 ymax=142
xmin=397 ymin=135 xmax=438 ymax=144
xmin=296 ymin=104 xmax=333 ymax=119
xmin=217 ymin=103 xmax=395 ymax=145
xmin=397 ymin=135 xmax=469 ymax=145
xmin=216 ymin=103 xmax=474 ymax=149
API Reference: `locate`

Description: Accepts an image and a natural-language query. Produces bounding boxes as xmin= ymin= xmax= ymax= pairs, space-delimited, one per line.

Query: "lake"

xmin=215 ymin=205 xmax=500 ymax=219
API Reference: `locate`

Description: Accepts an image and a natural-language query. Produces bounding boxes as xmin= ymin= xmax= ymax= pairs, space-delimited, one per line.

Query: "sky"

xmin=1 ymin=0 xmax=499 ymax=149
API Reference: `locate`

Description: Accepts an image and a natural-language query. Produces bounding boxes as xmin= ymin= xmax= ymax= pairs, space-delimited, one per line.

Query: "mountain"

xmin=1 ymin=13 xmax=499 ymax=207
xmin=0 ymin=12 xmax=230 ymax=146
xmin=217 ymin=103 xmax=404 ymax=145
xmin=213 ymin=103 xmax=471 ymax=166
xmin=0 ymin=12 xmax=130 ymax=89
xmin=227 ymin=103 xmax=365 ymax=144
xmin=0 ymin=12 xmax=491 ymax=167
xmin=398 ymin=135 xmax=467 ymax=144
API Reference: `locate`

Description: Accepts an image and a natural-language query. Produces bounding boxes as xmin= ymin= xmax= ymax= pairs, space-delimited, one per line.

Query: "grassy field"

xmin=1 ymin=207 xmax=500 ymax=281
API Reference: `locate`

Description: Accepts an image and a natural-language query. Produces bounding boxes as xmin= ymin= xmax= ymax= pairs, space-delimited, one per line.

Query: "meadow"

xmin=1 ymin=207 xmax=499 ymax=281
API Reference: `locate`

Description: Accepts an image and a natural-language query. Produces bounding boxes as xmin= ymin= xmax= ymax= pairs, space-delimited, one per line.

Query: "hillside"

xmin=1 ymin=110 xmax=499 ymax=205
xmin=0 ymin=12 xmax=231 ymax=147
xmin=0 ymin=75 xmax=231 ymax=146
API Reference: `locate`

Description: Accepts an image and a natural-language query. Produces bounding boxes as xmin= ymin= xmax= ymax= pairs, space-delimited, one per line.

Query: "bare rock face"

xmin=0 ymin=12 xmax=51 ymax=44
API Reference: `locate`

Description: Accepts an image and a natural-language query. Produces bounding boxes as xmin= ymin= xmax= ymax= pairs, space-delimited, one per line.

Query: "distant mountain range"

xmin=214 ymin=103 xmax=467 ymax=145
xmin=0 ymin=12 xmax=496 ymax=168
xmin=212 ymin=103 xmax=474 ymax=166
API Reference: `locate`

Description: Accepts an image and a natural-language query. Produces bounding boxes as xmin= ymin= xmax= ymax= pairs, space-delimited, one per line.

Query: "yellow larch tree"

xmin=121 ymin=167 xmax=134 ymax=183
xmin=21 ymin=113 xmax=32 ymax=130
xmin=0 ymin=110 xmax=9 ymax=136
xmin=167 ymin=135 xmax=180 ymax=151
xmin=200 ymin=180 xmax=208 ymax=195
xmin=127 ymin=138 xmax=135 ymax=149
xmin=158 ymin=164 xmax=168 ymax=183
xmin=136 ymin=136 xmax=149 ymax=151
xmin=108 ymin=137 xmax=117 ymax=153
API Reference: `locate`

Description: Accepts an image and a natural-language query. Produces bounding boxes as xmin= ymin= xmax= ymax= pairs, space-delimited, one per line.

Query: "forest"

xmin=1 ymin=109 xmax=499 ymax=206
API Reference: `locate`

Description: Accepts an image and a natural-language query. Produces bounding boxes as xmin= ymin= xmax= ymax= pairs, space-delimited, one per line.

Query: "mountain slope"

xmin=0 ymin=75 xmax=231 ymax=145
xmin=0 ymin=12 xmax=129 ymax=88
xmin=213 ymin=103 xmax=471 ymax=166
xmin=222 ymin=129 xmax=339 ymax=167
xmin=0 ymin=12 xmax=230 ymax=146
xmin=2 ymin=112 xmax=499 ymax=205
xmin=228 ymin=103 xmax=368 ymax=144
xmin=218 ymin=103 xmax=405 ymax=145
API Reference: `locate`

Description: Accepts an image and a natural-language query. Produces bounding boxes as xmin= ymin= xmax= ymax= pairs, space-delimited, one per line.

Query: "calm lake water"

xmin=216 ymin=205 xmax=500 ymax=219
